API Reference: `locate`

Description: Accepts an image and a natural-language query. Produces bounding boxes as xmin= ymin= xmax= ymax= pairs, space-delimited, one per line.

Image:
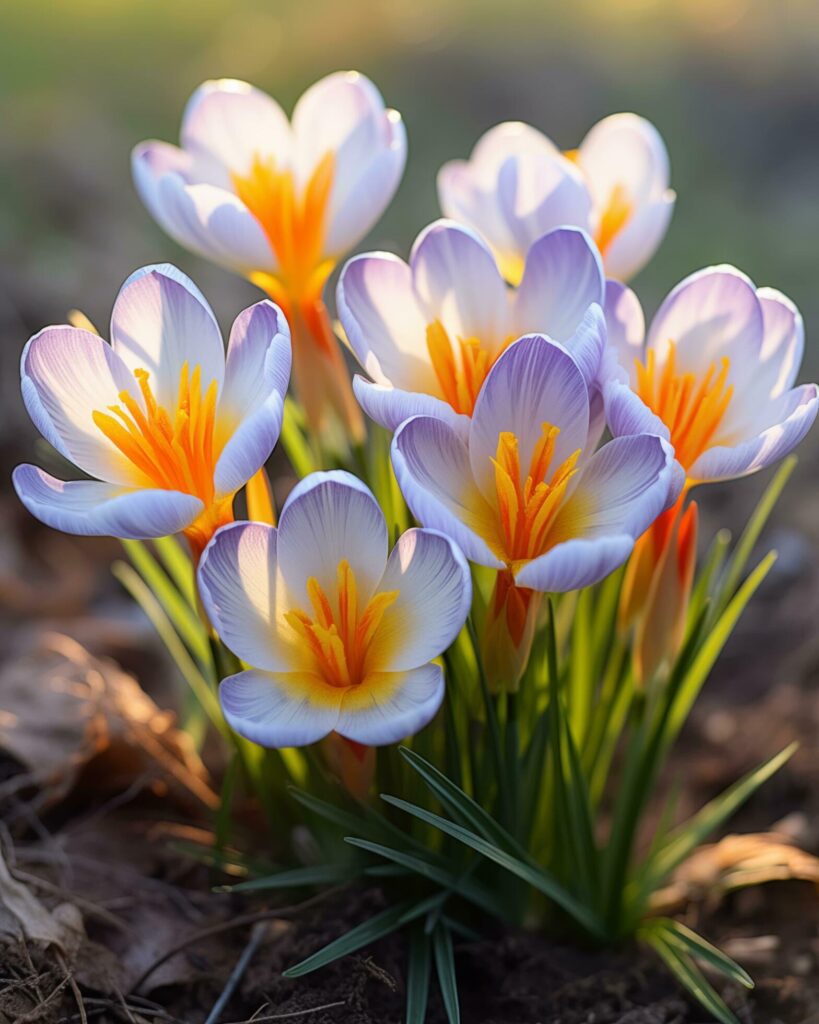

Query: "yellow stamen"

xmin=426 ymin=320 xmax=514 ymax=417
xmin=490 ymin=423 xmax=581 ymax=566
xmin=285 ymin=559 xmax=399 ymax=689
xmin=634 ymin=341 xmax=733 ymax=471
xmin=232 ymin=152 xmax=335 ymax=302
xmin=596 ymin=182 xmax=633 ymax=256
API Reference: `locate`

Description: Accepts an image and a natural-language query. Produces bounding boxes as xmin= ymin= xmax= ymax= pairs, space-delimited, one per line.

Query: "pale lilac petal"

xmin=219 ymin=669 xmax=342 ymax=748
xmin=213 ymin=301 xmax=291 ymax=496
xmin=411 ymin=221 xmax=511 ymax=349
xmin=277 ymin=471 xmax=388 ymax=603
xmin=469 ymin=335 xmax=590 ymax=501
xmin=155 ymin=176 xmax=275 ymax=274
xmin=352 ymin=376 xmax=468 ymax=435
xmin=602 ymin=363 xmax=669 ymax=441
xmin=513 ymin=227 xmax=604 ymax=343
xmin=579 ymin=113 xmax=671 ymax=208
xmin=132 ymin=141 xmax=195 ymax=221
xmin=514 ymin=535 xmax=635 ymax=592
xmin=437 ymin=159 xmax=516 ymax=267
xmin=197 ymin=521 xmax=300 ymax=673
xmin=181 ymin=79 xmax=292 ymax=176
xmin=689 ymin=384 xmax=819 ymax=483
xmin=373 ymin=529 xmax=472 ymax=672
xmin=603 ymin=193 xmax=675 ymax=281
xmin=21 ymin=326 xmax=143 ymax=485
xmin=13 ymin=466 xmax=202 ymax=539
xmin=110 ymin=264 xmax=225 ymax=410
xmin=562 ymin=303 xmax=607 ymax=390
xmin=391 ymin=417 xmax=503 ymax=569
xmin=757 ymin=287 xmax=804 ymax=397
xmin=337 ymin=253 xmax=434 ymax=392
xmin=646 ymin=266 xmax=763 ymax=376
xmin=603 ymin=280 xmax=645 ymax=368
xmin=336 ymin=663 xmax=444 ymax=745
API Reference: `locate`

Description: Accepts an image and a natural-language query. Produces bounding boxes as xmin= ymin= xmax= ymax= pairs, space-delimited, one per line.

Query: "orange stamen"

xmin=596 ymin=182 xmax=633 ymax=256
xmin=634 ymin=341 xmax=733 ymax=471
xmin=490 ymin=423 xmax=581 ymax=566
xmin=426 ymin=320 xmax=513 ymax=416
xmin=285 ymin=560 xmax=399 ymax=689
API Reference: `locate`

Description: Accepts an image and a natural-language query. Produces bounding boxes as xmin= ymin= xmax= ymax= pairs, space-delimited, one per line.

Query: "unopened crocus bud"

xmin=482 ymin=569 xmax=541 ymax=693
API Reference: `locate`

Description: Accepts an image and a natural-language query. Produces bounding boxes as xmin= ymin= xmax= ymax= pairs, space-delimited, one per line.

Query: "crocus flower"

xmin=438 ymin=114 xmax=674 ymax=284
xmin=197 ymin=472 xmax=472 ymax=748
xmin=133 ymin=72 xmax=407 ymax=443
xmin=603 ymin=268 xmax=819 ymax=487
xmin=13 ymin=264 xmax=291 ymax=557
xmin=338 ymin=219 xmax=606 ymax=432
xmin=391 ymin=335 xmax=677 ymax=690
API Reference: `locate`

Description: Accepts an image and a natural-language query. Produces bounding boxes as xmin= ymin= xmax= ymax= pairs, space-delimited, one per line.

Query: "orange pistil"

xmin=634 ymin=341 xmax=733 ymax=471
xmin=285 ymin=560 xmax=399 ymax=689
xmin=595 ymin=182 xmax=633 ymax=256
xmin=426 ymin=321 xmax=512 ymax=417
xmin=491 ymin=424 xmax=581 ymax=567
xmin=93 ymin=363 xmax=233 ymax=555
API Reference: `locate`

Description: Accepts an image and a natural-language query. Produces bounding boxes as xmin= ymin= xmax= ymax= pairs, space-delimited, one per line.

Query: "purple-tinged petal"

xmin=392 ymin=417 xmax=503 ymax=569
xmin=562 ymin=303 xmax=607 ymax=390
xmin=603 ymin=193 xmax=675 ymax=281
xmin=336 ymin=663 xmax=444 ymax=745
xmin=213 ymin=301 xmax=291 ymax=496
xmin=603 ymin=279 xmax=645 ymax=369
xmin=219 ymin=669 xmax=342 ymax=748
xmin=372 ymin=529 xmax=472 ymax=672
xmin=352 ymin=376 xmax=468 ymax=435
xmin=277 ymin=471 xmax=388 ymax=603
xmin=132 ymin=140 xmax=195 ymax=221
xmin=514 ymin=227 xmax=604 ymax=343
xmin=515 ymin=535 xmax=635 ymax=593
xmin=757 ymin=287 xmax=804 ymax=397
xmin=12 ymin=466 xmax=202 ymax=539
xmin=197 ymin=521 xmax=300 ymax=673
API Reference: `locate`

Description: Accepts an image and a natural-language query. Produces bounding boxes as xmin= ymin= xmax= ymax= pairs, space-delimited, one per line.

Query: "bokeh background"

xmin=1 ymin=0 xmax=818 ymax=574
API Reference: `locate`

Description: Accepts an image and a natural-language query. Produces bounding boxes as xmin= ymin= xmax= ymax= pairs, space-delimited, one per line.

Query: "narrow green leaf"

xmin=643 ymin=928 xmax=739 ymax=1024
xmin=213 ymin=751 xmax=239 ymax=861
xmin=433 ymin=925 xmax=460 ymax=1024
xmin=283 ymin=900 xmax=421 ymax=978
xmin=290 ymin=787 xmax=428 ymax=854
xmin=152 ymin=535 xmax=197 ymax=605
xmin=224 ymin=863 xmax=353 ymax=893
xmin=280 ymin=397 xmax=316 ymax=477
xmin=381 ymin=794 xmax=603 ymax=938
xmin=689 ymin=529 xmax=731 ymax=622
xmin=646 ymin=918 xmax=753 ymax=989
xmin=406 ymin=926 xmax=431 ymax=1024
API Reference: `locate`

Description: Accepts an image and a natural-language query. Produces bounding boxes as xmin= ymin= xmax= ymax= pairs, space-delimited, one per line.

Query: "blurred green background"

xmin=1 ymin=0 xmax=818 ymax=535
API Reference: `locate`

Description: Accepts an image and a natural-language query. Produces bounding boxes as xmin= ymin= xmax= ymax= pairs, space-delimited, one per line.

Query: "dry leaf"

xmin=0 ymin=632 xmax=217 ymax=812
xmin=0 ymin=847 xmax=83 ymax=956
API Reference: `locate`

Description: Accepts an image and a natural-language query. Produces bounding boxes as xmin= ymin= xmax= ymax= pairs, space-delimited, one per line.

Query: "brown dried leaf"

xmin=0 ymin=847 xmax=83 ymax=956
xmin=0 ymin=632 xmax=217 ymax=812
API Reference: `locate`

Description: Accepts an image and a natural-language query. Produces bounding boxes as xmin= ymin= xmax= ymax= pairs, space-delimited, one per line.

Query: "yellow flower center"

xmin=285 ymin=559 xmax=399 ymax=689
xmin=426 ymin=320 xmax=514 ymax=417
xmin=634 ymin=341 xmax=733 ymax=471
xmin=232 ymin=151 xmax=336 ymax=306
xmin=491 ymin=423 xmax=581 ymax=566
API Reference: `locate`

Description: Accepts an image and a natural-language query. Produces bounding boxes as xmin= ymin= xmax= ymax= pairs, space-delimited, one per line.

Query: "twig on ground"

xmin=223 ymin=1003 xmax=348 ymax=1023
xmin=57 ymin=951 xmax=87 ymax=1024
xmin=204 ymin=921 xmax=269 ymax=1024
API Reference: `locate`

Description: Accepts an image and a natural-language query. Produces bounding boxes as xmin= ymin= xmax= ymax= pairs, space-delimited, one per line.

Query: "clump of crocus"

xmin=13 ymin=264 xmax=291 ymax=558
xmin=338 ymin=219 xmax=606 ymax=431
xmin=438 ymin=113 xmax=674 ymax=284
xmin=197 ymin=472 xmax=472 ymax=747
xmin=391 ymin=333 xmax=677 ymax=689
xmin=132 ymin=73 xmax=406 ymax=446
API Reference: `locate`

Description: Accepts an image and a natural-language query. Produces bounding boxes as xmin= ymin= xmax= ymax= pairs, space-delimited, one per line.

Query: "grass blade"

xmin=224 ymin=863 xmax=354 ymax=893
xmin=642 ymin=928 xmax=739 ymax=1024
xmin=644 ymin=919 xmax=753 ymax=989
xmin=433 ymin=924 xmax=460 ymax=1024
xmin=406 ymin=925 xmax=431 ymax=1024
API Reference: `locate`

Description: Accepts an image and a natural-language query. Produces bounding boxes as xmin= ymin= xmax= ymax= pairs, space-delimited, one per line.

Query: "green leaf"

xmin=344 ymin=837 xmax=507 ymax=919
xmin=381 ymin=794 xmax=603 ymax=938
xmin=289 ymin=786 xmax=427 ymax=853
xmin=280 ymin=396 xmax=316 ymax=477
xmin=644 ymin=743 xmax=796 ymax=891
xmin=406 ymin=926 xmax=431 ymax=1024
xmin=152 ymin=534 xmax=197 ymax=605
xmin=643 ymin=918 xmax=753 ymax=989
xmin=283 ymin=900 xmax=424 ymax=978
xmin=642 ymin=927 xmax=739 ymax=1024
xmin=223 ymin=863 xmax=354 ymax=893
xmin=433 ymin=924 xmax=460 ymax=1024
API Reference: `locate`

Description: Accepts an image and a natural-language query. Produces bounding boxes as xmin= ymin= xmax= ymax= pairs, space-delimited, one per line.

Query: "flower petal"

xmin=213 ymin=301 xmax=291 ymax=496
xmin=13 ymin=466 xmax=202 ymax=539
xmin=277 ymin=471 xmax=388 ymax=603
xmin=22 ymin=326 xmax=143 ymax=485
xmin=513 ymin=227 xmax=604 ymax=344
xmin=603 ymin=279 xmax=645 ymax=367
xmin=689 ymin=383 xmax=819 ymax=483
xmin=219 ymin=669 xmax=342 ymax=748
xmin=197 ymin=521 xmax=299 ymax=673
xmin=580 ymin=113 xmax=671 ymax=208
xmin=757 ymin=287 xmax=804 ymax=397
xmin=372 ymin=528 xmax=472 ymax=672
xmin=353 ymin=376 xmax=468 ymax=434
xmin=336 ymin=663 xmax=444 ymax=745
xmin=132 ymin=140 xmax=195 ymax=221
xmin=469 ymin=335 xmax=590 ymax=501
xmin=514 ymin=534 xmax=635 ymax=592
xmin=181 ymin=79 xmax=292 ymax=177
xmin=110 ymin=264 xmax=225 ymax=410
xmin=337 ymin=253 xmax=434 ymax=392
xmin=392 ymin=416 xmax=503 ymax=568
xmin=603 ymin=193 xmax=675 ymax=282
xmin=411 ymin=220 xmax=511 ymax=349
